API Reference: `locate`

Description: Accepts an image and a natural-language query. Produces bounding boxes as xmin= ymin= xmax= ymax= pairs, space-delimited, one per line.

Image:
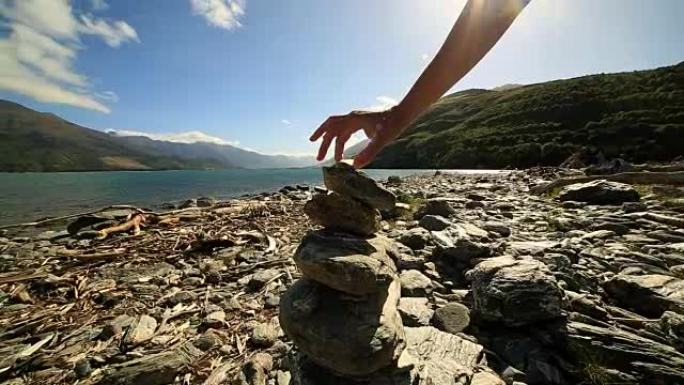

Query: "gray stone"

xmin=74 ymin=358 xmax=92 ymax=378
xmin=276 ymin=370 xmax=292 ymax=385
xmin=402 ymin=326 xmax=484 ymax=384
xmin=502 ymin=366 xmax=526 ymax=384
xmin=400 ymin=270 xmax=433 ymax=297
xmin=202 ymin=310 xmax=226 ymax=328
xmin=433 ymin=302 xmax=470 ymax=334
xmin=604 ymin=274 xmax=684 ymax=317
xmin=466 ymin=256 xmax=563 ymax=326
xmin=419 ymin=215 xmax=451 ymax=231
xmin=558 ymin=180 xmax=640 ymax=205
xmin=322 ymin=162 xmax=396 ymax=211
xmin=288 ymin=326 xmax=484 ymax=385
xmin=279 ymin=279 xmax=405 ymax=376
xmin=399 ymin=227 xmax=431 ymax=250
xmin=483 ymin=221 xmax=511 ymax=237
xmin=123 ymin=315 xmax=157 ymax=346
xmin=238 ymin=353 xmax=273 ymax=385
xmin=465 ymin=200 xmax=486 ymax=209
xmin=394 ymin=244 xmax=424 ymax=270
xmin=565 ymin=321 xmax=684 ymax=384
xmin=304 ymin=193 xmax=380 ymax=236
xmin=470 ymin=371 xmax=505 ymax=385
xmin=251 ymin=322 xmax=279 ymax=347
xmin=248 ymin=269 xmax=281 ymax=291
xmin=197 ymin=197 xmax=216 ymax=207
xmin=193 ymin=330 xmax=223 ymax=351
xmin=179 ymin=199 xmax=197 ymax=209
xmin=416 ymin=198 xmax=456 ymax=218
xmin=432 ymin=230 xmax=490 ymax=264
xmin=661 ymin=311 xmax=684 ymax=352
xmin=398 ymin=297 xmax=434 ymax=326
xmin=294 ymin=231 xmax=398 ymax=295
xmin=622 ymin=201 xmax=648 ymax=213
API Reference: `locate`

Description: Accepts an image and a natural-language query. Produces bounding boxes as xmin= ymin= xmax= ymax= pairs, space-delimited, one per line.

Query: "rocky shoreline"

xmin=1 ymin=165 xmax=684 ymax=385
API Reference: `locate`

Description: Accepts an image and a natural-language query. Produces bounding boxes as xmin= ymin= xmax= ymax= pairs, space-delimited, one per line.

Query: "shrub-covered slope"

xmin=370 ymin=62 xmax=684 ymax=169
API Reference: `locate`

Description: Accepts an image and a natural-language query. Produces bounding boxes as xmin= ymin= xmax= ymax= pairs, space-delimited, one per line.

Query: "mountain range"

xmin=0 ymin=100 xmax=316 ymax=172
xmin=2 ymin=62 xmax=682 ymax=172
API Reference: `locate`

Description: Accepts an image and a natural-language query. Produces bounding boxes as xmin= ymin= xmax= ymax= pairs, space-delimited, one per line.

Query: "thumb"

xmin=353 ymin=137 xmax=385 ymax=169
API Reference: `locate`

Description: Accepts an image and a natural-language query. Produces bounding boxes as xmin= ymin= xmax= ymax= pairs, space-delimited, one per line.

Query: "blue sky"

xmin=1 ymin=0 xmax=683 ymax=155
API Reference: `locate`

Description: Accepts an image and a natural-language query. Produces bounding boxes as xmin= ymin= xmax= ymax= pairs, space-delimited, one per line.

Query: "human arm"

xmin=310 ymin=0 xmax=531 ymax=168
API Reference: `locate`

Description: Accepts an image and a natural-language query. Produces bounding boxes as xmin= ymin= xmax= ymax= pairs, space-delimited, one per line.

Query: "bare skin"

xmin=310 ymin=0 xmax=531 ymax=168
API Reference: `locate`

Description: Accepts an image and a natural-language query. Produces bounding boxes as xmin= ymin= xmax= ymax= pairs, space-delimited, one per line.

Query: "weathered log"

xmin=530 ymin=171 xmax=684 ymax=195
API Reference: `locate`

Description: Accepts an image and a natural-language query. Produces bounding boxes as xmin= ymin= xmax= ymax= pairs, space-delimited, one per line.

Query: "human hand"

xmin=309 ymin=108 xmax=404 ymax=169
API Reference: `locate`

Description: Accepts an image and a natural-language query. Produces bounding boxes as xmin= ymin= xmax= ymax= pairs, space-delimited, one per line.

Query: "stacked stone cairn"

xmin=280 ymin=163 xmax=490 ymax=385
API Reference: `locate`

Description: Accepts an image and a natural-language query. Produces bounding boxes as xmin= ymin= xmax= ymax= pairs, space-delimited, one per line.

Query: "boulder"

xmin=399 ymin=227 xmax=431 ymax=250
xmin=293 ymin=231 xmax=398 ymax=296
xmin=466 ymin=256 xmax=563 ymax=326
xmin=432 ymin=229 xmax=490 ymax=265
xmin=398 ymin=297 xmax=434 ymax=327
xmin=279 ymin=279 xmax=405 ymax=376
xmin=603 ymin=274 xmax=684 ymax=317
xmin=566 ymin=321 xmax=684 ymax=385
xmin=288 ymin=326 xmax=485 ymax=385
xmin=322 ymin=162 xmax=396 ymax=211
xmin=399 ymin=270 xmax=433 ymax=297
xmin=304 ymin=193 xmax=380 ymax=236
xmin=433 ymin=303 xmax=470 ymax=334
xmin=558 ymin=180 xmax=640 ymax=205
xmin=402 ymin=326 xmax=485 ymax=384
xmin=415 ymin=198 xmax=456 ymax=218
xmin=419 ymin=215 xmax=451 ymax=231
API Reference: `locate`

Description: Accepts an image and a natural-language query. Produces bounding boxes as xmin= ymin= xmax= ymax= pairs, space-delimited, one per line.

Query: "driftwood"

xmin=0 ymin=205 xmax=203 ymax=231
xmin=530 ymin=171 xmax=684 ymax=195
xmin=644 ymin=212 xmax=684 ymax=229
xmin=97 ymin=213 xmax=146 ymax=239
xmin=633 ymin=162 xmax=684 ymax=173
xmin=97 ymin=342 xmax=203 ymax=385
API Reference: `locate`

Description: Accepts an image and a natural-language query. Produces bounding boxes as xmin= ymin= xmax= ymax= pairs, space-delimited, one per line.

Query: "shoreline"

xmin=1 ymin=168 xmax=683 ymax=384
xmin=0 ymin=169 xmax=509 ymax=228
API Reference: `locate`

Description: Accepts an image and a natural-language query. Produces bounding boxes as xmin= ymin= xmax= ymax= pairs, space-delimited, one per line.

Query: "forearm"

xmin=393 ymin=0 xmax=529 ymax=128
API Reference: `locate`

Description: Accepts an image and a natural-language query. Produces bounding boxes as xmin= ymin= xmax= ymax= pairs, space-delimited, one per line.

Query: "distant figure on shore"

xmin=310 ymin=0 xmax=531 ymax=168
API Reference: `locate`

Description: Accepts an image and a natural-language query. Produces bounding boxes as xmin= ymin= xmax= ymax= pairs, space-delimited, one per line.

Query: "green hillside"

xmin=0 ymin=100 xmax=225 ymax=172
xmin=370 ymin=62 xmax=684 ymax=169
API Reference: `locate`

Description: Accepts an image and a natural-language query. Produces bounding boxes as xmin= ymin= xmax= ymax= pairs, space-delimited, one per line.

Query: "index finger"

xmin=310 ymin=115 xmax=342 ymax=141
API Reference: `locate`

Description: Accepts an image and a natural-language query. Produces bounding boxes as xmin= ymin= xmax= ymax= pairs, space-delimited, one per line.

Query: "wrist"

xmin=387 ymin=104 xmax=414 ymax=133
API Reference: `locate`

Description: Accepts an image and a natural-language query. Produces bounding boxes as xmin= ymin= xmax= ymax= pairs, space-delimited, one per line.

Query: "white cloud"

xmin=90 ymin=0 xmax=109 ymax=11
xmin=421 ymin=53 xmax=430 ymax=61
xmin=107 ymin=129 xmax=241 ymax=146
xmin=79 ymin=15 xmax=139 ymax=47
xmin=364 ymin=95 xmax=399 ymax=112
xmin=0 ymin=0 xmax=138 ymax=113
xmin=281 ymin=119 xmax=292 ymax=125
xmin=190 ymin=0 xmax=246 ymax=30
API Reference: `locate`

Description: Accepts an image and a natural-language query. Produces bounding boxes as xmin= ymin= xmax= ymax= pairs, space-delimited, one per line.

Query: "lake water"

xmin=0 ymin=168 xmax=455 ymax=226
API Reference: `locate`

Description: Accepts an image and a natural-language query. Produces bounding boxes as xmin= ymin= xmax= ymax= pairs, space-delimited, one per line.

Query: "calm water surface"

xmin=0 ymin=168 xmax=505 ymax=226
xmin=0 ymin=168 xmax=448 ymax=225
